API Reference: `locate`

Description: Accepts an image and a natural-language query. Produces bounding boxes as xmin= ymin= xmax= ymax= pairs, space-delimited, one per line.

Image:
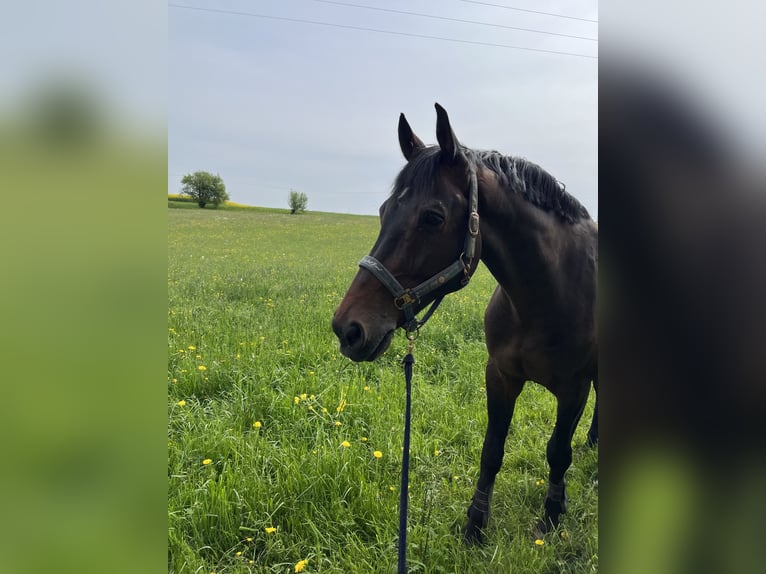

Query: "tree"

xmin=180 ymin=171 xmax=228 ymax=208
xmin=288 ymin=189 xmax=308 ymax=214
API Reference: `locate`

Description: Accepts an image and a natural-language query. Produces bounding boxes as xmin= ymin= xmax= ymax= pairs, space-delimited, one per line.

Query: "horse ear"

xmin=398 ymin=113 xmax=425 ymax=161
xmin=435 ymin=102 xmax=460 ymax=164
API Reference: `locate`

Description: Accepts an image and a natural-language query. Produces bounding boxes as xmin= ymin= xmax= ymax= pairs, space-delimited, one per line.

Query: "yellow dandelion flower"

xmin=336 ymin=399 xmax=347 ymax=413
xmin=322 ymin=408 xmax=328 ymax=413
xmin=188 ymin=345 xmax=196 ymax=351
xmin=235 ymin=551 xmax=242 ymax=556
xmin=178 ymin=349 xmax=185 ymax=353
xmin=560 ymin=531 xmax=568 ymax=540
xmin=300 ymin=393 xmax=307 ymax=400
xmin=309 ymin=371 xmax=315 ymax=376
xmin=177 ymin=400 xmax=186 ymax=407
xmin=364 ymin=386 xmax=370 ymax=391
xmin=295 ymin=559 xmax=309 ymax=573
xmin=341 ymin=441 xmax=351 ymax=448
xmin=309 ymin=394 xmax=315 ymax=400
xmin=253 ymin=421 xmax=262 ymax=429
xmin=246 ymin=537 xmax=253 ymax=542
xmin=265 ymin=527 xmax=277 ymax=534
xmin=195 ymin=354 xmax=201 ymax=359
xmin=202 ymin=458 xmax=212 ymax=465
xmin=171 ymin=378 xmax=177 ymax=383
xmin=294 ymin=396 xmax=300 ymax=404
xmin=373 ymin=451 xmax=383 ymax=459
xmin=360 ymin=437 xmax=368 ymax=442
xmin=197 ymin=365 xmax=207 ymax=371
xmin=434 ymin=449 xmax=441 ymax=456
xmin=334 ymin=421 xmax=342 ymax=427
xmin=534 ymin=539 xmax=545 ymax=546
xmin=389 ymin=486 xmax=395 ymax=492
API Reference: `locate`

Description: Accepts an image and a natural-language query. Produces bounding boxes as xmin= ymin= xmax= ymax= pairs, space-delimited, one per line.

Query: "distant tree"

xmin=288 ymin=189 xmax=308 ymax=214
xmin=25 ymin=78 xmax=105 ymax=146
xmin=180 ymin=171 xmax=228 ymax=208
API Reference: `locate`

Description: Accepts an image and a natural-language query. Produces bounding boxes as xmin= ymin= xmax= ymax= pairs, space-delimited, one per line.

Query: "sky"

xmin=169 ymin=1 xmax=598 ymax=217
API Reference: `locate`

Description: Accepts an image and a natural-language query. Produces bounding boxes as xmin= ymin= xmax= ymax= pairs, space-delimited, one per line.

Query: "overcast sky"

xmin=169 ymin=1 xmax=598 ymax=217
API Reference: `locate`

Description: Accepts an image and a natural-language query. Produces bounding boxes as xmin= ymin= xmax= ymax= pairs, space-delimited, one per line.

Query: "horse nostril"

xmin=344 ymin=321 xmax=364 ymax=349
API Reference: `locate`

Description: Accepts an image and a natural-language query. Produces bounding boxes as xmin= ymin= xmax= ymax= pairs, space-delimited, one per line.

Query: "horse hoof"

xmin=464 ymin=523 xmax=485 ymax=545
xmin=533 ymin=518 xmax=554 ymax=540
xmin=464 ymin=504 xmax=489 ymax=545
xmin=535 ymin=504 xmax=562 ymax=539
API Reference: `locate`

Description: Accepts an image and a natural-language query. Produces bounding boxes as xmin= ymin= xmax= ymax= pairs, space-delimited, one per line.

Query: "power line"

xmin=459 ymin=0 xmax=598 ymax=24
xmin=168 ymin=3 xmax=597 ymax=60
xmin=305 ymin=0 xmax=597 ymax=42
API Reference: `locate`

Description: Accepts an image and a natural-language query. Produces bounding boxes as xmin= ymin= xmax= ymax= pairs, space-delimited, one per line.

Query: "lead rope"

xmin=398 ymin=334 xmax=415 ymax=574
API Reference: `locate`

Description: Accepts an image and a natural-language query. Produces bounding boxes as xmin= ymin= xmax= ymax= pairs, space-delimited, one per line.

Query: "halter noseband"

xmin=359 ymin=168 xmax=480 ymax=334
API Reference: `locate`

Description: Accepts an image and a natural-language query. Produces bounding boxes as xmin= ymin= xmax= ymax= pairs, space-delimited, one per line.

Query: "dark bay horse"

xmin=332 ymin=103 xmax=597 ymax=543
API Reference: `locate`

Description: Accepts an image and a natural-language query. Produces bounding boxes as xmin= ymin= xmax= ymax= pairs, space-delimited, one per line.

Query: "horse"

xmin=331 ymin=103 xmax=598 ymax=543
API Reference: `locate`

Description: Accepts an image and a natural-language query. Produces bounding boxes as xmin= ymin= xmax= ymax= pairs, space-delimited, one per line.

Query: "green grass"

xmin=168 ymin=207 xmax=598 ymax=573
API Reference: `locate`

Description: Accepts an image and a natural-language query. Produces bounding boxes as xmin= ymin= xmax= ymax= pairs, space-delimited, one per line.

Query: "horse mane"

xmin=468 ymin=149 xmax=591 ymax=224
xmin=392 ymin=145 xmax=590 ymax=224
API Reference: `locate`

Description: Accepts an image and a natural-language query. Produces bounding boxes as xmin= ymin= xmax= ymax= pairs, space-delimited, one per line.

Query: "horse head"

xmin=332 ymin=104 xmax=482 ymax=361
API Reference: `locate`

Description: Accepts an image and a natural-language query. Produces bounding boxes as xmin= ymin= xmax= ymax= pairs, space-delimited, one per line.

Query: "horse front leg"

xmin=535 ymin=380 xmax=590 ymax=537
xmin=464 ymin=359 xmax=524 ymax=544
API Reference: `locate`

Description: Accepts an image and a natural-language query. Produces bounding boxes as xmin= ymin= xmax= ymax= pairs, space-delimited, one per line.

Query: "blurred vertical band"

xmin=0 ymin=2 xmax=166 ymax=573
xmin=600 ymin=2 xmax=766 ymax=573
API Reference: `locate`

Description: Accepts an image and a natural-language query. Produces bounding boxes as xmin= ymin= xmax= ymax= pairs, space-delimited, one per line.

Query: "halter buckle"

xmin=394 ymin=291 xmax=418 ymax=310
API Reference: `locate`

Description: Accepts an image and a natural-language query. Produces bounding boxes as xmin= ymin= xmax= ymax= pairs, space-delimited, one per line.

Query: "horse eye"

xmin=419 ymin=210 xmax=445 ymax=227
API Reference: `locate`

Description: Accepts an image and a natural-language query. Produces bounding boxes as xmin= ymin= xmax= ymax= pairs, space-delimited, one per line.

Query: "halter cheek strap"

xmin=359 ymin=168 xmax=479 ymax=334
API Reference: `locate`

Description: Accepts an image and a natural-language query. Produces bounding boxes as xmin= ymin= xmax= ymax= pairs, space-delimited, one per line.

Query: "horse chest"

xmin=489 ymin=327 xmax=590 ymax=386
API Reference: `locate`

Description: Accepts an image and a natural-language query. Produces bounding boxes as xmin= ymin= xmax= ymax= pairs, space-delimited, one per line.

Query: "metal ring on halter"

xmin=468 ymin=210 xmax=480 ymax=236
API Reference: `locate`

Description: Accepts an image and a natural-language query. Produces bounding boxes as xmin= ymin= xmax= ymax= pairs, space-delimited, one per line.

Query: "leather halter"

xmin=359 ymin=168 xmax=480 ymax=334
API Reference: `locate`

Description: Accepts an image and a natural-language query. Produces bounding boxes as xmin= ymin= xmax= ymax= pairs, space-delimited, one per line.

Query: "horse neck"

xmin=477 ymin=178 xmax=571 ymax=316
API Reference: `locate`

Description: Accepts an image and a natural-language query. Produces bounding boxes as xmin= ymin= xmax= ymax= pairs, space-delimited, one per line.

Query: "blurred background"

xmin=600 ymin=2 xmax=766 ymax=573
xmin=0 ymin=2 xmax=166 ymax=573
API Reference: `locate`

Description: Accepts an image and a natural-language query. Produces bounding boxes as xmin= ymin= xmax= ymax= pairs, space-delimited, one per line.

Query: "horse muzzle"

xmin=331 ymin=312 xmax=396 ymax=362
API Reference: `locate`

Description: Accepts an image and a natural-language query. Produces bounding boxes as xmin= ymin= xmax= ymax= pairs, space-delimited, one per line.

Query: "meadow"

xmin=168 ymin=204 xmax=598 ymax=573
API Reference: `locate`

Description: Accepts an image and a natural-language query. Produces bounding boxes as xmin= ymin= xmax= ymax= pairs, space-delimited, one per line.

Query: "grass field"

xmin=168 ymin=205 xmax=598 ymax=573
